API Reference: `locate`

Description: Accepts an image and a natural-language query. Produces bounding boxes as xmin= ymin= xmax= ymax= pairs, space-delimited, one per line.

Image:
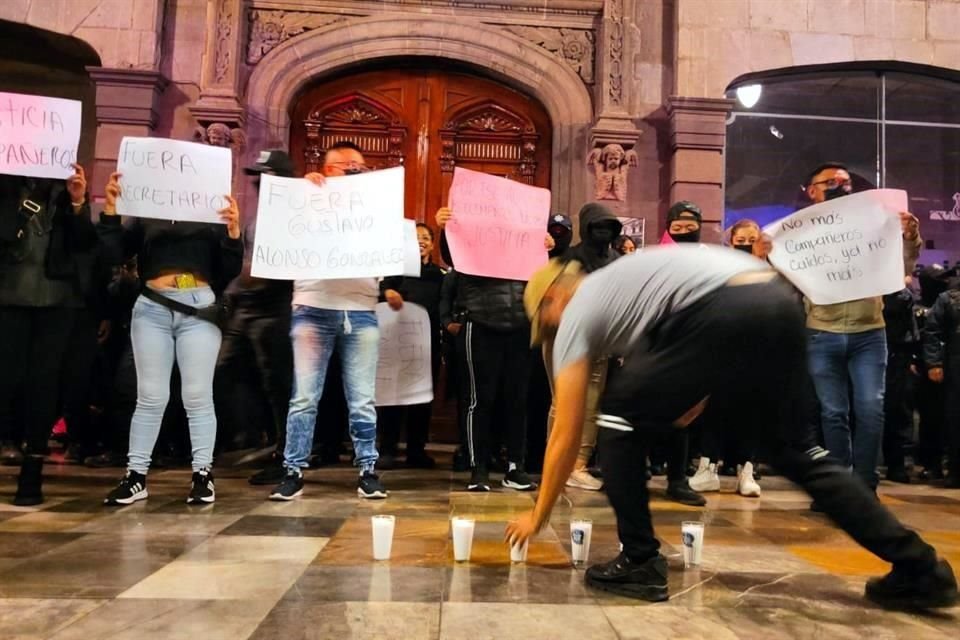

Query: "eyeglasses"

xmin=811 ymin=177 xmax=852 ymax=189
xmin=326 ymin=161 xmax=368 ymax=171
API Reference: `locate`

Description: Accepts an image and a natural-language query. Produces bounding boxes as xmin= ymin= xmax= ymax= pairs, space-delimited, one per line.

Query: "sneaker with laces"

xmin=269 ymin=469 xmax=304 ymax=501
xmin=104 ymin=470 xmax=148 ymax=506
xmin=503 ymin=466 xmax=537 ymax=491
xmin=688 ymin=457 xmax=720 ymax=492
xmin=585 ymin=552 xmax=669 ymax=601
xmin=467 ymin=467 xmax=491 ymax=492
xmin=737 ymin=462 xmax=761 ymax=497
xmin=865 ymin=559 xmax=959 ymax=609
xmin=358 ymin=471 xmax=388 ymax=499
xmin=566 ymin=468 xmax=603 ymax=491
xmin=187 ymin=468 xmax=216 ymax=504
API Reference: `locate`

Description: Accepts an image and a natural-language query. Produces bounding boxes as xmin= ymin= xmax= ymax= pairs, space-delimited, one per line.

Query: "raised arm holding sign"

xmin=115 ymin=137 xmax=232 ymax=224
xmin=444 ymin=167 xmax=550 ymax=281
xmin=0 ymin=92 xmax=82 ymax=180
xmin=763 ymin=189 xmax=907 ymax=305
xmin=251 ymin=167 xmax=406 ymax=280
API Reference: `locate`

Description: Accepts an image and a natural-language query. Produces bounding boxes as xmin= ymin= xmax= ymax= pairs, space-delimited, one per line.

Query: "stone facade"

xmin=2 ymin=0 xmax=959 ymax=240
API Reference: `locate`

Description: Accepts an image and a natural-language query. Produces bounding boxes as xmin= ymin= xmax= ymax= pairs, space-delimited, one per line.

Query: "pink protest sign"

xmin=0 ymin=92 xmax=82 ymax=179
xmin=446 ymin=167 xmax=550 ymax=281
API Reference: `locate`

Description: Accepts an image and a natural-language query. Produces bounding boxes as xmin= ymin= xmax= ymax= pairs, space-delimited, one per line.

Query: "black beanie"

xmin=667 ymin=201 xmax=702 ymax=224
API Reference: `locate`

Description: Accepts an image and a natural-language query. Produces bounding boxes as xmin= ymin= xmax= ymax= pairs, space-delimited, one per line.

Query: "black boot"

xmin=865 ymin=559 xmax=959 ymax=609
xmin=13 ymin=455 xmax=44 ymax=506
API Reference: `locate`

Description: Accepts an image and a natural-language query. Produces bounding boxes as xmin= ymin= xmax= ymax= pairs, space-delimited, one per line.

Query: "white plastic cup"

xmin=681 ymin=521 xmax=704 ymax=568
xmin=570 ymin=519 xmax=593 ymax=564
xmin=510 ymin=539 xmax=529 ymax=563
xmin=371 ymin=515 xmax=396 ymax=560
xmin=451 ymin=517 xmax=476 ymax=562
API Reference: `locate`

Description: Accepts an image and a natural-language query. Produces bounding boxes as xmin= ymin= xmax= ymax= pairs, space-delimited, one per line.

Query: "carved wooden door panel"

xmin=290 ymin=65 xmax=552 ymax=444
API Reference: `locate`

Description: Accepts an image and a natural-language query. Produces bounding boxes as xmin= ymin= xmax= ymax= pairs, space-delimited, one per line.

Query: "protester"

xmin=508 ymin=247 xmax=958 ymax=609
xmin=801 ymin=163 xmax=921 ymax=493
xmin=0 ymin=165 xmax=98 ymax=505
xmin=923 ymin=277 xmax=960 ymax=488
xmin=268 ymin=141 xmax=388 ymax=501
xmin=435 ymin=206 xmax=552 ymax=492
xmin=98 ymin=171 xmax=242 ymax=506
xmin=665 ymin=201 xmax=703 ymax=243
xmin=547 ymin=214 xmax=573 ymax=259
xmin=613 ymin=235 xmax=636 ymax=255
xmin=215 ymin=150 xmax=296 ymax=486
xmin=917 ymin=265 xmax=950 ymax=480
xmin=881 ymin=286 xmax=919 ymax=484
xmin=377 ymin=222 xmax=445 ymax=469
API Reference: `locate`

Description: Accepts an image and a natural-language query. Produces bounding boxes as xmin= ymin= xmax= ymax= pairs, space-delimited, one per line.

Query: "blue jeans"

xmin=283 ymin=306 xmax=379 ymax=473
xmin=807 ymin=328 xmax=887 ymax=489
xmin=128 ymin=287 xmax=222 ymax=474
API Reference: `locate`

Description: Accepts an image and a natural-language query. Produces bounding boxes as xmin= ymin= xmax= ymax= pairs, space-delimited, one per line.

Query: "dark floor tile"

xmin=0 ymin=531 xmax=87 ymax=558
xmin=220 ymin=515 xmax=345 ymax=537
xmin=443 ymin=564 xmax=595 ymax=604
xmin=277 ymin=565 xmax=445 ymax=603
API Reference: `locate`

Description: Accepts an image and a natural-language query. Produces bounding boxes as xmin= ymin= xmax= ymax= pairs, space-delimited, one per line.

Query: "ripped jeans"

xmin=282 ymin=306 xmax=380 ymax=473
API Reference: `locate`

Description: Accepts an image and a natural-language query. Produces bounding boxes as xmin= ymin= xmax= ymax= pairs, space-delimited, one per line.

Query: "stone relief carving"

xmin=588 ymin=143 xmax=637 ymax=201
xmin=194 ymin=123 xmax=247 ymax=191
xmin=247 ymin=10 xmax=348 ymax=64
xmin=501 ymin=26 xmax=595 ymax=84
xmin=607 ymin=0 xmax=624 ymax=106
xmin=214 ymin=0 xmax=233 ymax=83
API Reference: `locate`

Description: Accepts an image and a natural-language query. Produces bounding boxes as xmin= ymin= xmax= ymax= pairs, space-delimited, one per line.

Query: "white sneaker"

xmin=737 ymin=462 xmax=761 ymax=497
xmin=566 ymin=468 xmax=603 ymax=491
xmin=689 ymin=457 xmax=720 ymax=492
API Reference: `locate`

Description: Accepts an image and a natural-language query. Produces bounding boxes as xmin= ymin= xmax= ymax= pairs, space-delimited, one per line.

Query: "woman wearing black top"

xmin=98 ymin=171 xmax=241 ymax=505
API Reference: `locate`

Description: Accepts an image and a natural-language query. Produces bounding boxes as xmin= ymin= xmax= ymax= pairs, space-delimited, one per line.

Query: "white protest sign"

xmin=0 ymin=92 xmax=81 ymax=179
xmin=251 ymin=168 xmax=406 ymax=280
xmin=403 ymin=219 xmax=421 ymax=277
xmin=764 ymin=189 xmax=907 ymax=305
xmin=375 ymin=302 xmax=433 ymax=406
xmin=116 ymin=137 xmax=232 ymax=224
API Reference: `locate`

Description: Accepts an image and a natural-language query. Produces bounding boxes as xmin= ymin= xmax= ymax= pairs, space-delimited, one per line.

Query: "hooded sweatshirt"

xmin=563 ymin=202 xmax=623 ymax=274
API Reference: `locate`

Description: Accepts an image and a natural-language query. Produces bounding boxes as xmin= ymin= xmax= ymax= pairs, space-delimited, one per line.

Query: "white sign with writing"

xmin=251 ymin=168 xmax=406 ymax=280
xmin=116 ymin=137 xmax=232 ymax=224
xmin=402 ymin=219 xmax=421 ymax=278
xmin=0 ymin=92 xmax=82 ymax=179
xmin=375 ymin=302 xmax=433 ymax=407
xmin=764 ymin=189 xmax=907 ymax=305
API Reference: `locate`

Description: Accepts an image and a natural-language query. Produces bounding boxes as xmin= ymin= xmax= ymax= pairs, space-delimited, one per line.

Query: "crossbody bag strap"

xmin=141 ymin=286 xmax=200 ymax=316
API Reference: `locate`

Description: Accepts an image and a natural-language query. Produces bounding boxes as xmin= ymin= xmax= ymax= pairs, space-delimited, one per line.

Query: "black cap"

xmin=548 ymin=213 xmax=573 ymax=232
xmin=667 ymin=201 xmax=702 ymax=224
xmin=245 ymin=150 xmax=295 ymax=177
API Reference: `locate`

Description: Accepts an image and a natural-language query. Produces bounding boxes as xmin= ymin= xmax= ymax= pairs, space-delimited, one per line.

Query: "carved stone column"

xmin=190 ymin=0 xmax=245 ymax=130
xmin=666 ymin=96 xmax=736 ymax=243
xmin=85 ymin=67 xmax=169 ymax=202
xmin=591 ymin=0 xmax=639 ymax=145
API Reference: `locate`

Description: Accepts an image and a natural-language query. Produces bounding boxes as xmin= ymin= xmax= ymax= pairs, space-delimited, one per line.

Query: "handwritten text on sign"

xmin=375 ymin=302 xmax=433 ymax=406
xmin=0 ymin=92 xmax=82 ymax=180
xmin=402 ymin=219 xmax=422 ymax=278
xmin=116 ymin=137 xmax=232 ymax=224
xmin=251 ymin=168 xmax=406 ymax=280
xmin=447 ymin=167 xmax=550 ymax=281
xmin=764 ymin=189 xmax=907 ymax=305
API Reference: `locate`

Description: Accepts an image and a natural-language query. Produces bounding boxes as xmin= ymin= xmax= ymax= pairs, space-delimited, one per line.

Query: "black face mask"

xmin=590 ymin=226 xmax=616 ymax=245
xmin=343 ymin=168 xmax=363 ymax=176
xmin=733 ymin=243 xmax=754 ymax=254
xmin=669 ymin=230 xmax=701 ymax=244
xmin=823 ymin=184 xmax=852 ymax=201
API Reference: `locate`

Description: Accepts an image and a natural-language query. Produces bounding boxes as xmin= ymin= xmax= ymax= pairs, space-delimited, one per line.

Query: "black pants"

xmin=379 ymin=343 xmax=440 ymax=457
xmin=525 ymin=350 xmax=552 ymax=473
xmin=458 ymin=321 xmax=531 ymax=469
xmin=597 ymin=279 xmax=937 ymax=573
xmin=944 ymin=364 xmax=960 ymax=479
xmin=215 ymin=302 xmax=293 ymax=452
xmin=916 ymin=375 xmax=945 ymax=471
xmin=60 ymin=308 xmax=100 ymax=452
xmin=882 ymin=347 xmax=915 ymax=471
xmin=0 ymin=306 xmax=76 ymax=453
xmin=647 ymin=429 xmax=689 ymax=482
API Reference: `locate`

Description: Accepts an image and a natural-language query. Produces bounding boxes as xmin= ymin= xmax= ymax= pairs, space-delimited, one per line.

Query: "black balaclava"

xmin=667 ymin=201 xmax=702 ymax=243
xmin=823 ymin=182 xmax=853 ymax=201
xmin=733 ymin=243 xmax=754 ymax=254
xmin=547 ymin=213 xmax=573 ymax=258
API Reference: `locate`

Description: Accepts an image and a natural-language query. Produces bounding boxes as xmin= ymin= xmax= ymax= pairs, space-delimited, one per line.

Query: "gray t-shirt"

xmin=552 ymin=245 xmax=770 ymax=376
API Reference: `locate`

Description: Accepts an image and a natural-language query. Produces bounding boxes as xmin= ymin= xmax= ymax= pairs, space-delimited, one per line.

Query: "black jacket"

xmin=883 ymin=288 xmax=919 ymax=349
xmin=562 ymin=203 xmax=622 ymax=274
xmin=924 ymin=288 xmax=960 ymax=368
xmin=439 ymin=231 xmax=528 ymax=332
xmin=380 ymin=260 xmax=445 ymax=326
xmin=0 ymin=175 xmax=99 ymax=308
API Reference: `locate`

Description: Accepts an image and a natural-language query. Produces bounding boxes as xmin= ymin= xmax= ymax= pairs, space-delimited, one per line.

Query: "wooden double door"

xmin=289 ymin=64 xmax=552 ymax=230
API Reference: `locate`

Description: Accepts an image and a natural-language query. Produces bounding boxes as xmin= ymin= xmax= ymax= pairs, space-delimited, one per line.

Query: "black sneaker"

xmin=666 ymin=480 xmax=706 ymax=507
xmin=585 ymin=552 xmax=669 ymax=602
xmin=865 ymin=559 xmax=959 ymax=609
xmin=885 ymin=467 xmax=911 ymax=484
xmin=467 ymin=467 xmax=491 ymax=492
xmin=248 ymin=462 xmax=286 ymax=486
xmin=358 ymin=471 xmax=388 ymax=499
xmin=503 ymin=467 xmax=537 ymax=491
xmin=269 ymin=469 xmax=304 ymax=501
xmin=187 ymin=469 xmax=215 ymax=505
xmin=104 ymin=470 xmax=148 ymax=506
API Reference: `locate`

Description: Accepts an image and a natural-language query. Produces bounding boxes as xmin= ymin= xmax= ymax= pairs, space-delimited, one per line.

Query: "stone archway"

xmin=245 ymin=15 xmax=594 ymax=213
